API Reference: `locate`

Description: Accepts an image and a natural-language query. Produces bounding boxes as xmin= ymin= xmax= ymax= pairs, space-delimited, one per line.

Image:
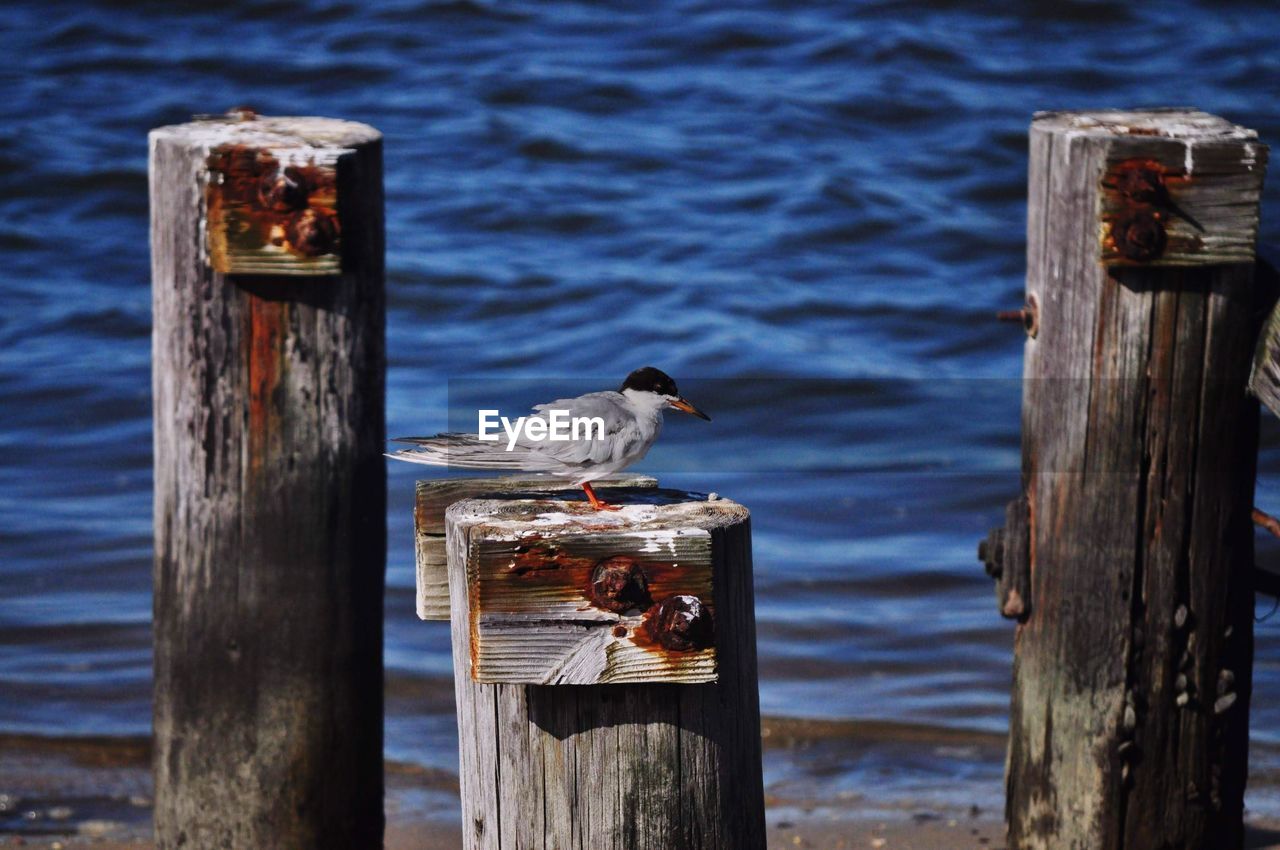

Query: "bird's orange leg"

xmin=582 ymin=481 xmax=621 ymax=511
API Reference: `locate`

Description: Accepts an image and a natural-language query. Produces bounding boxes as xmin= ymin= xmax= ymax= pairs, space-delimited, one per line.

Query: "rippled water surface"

xmin=4 ymin=0 xmax=1280 ymax=815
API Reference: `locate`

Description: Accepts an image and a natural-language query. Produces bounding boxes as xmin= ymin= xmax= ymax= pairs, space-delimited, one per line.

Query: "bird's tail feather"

xmin=386 ymin=433 xmax=555 ymax=471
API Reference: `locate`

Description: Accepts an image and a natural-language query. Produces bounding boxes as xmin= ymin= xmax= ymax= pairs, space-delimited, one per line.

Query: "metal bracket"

xmin=978 ymin=494 xmax=1031 ymax=621
xmin=203 ymin=142 xmax=344 ymax=275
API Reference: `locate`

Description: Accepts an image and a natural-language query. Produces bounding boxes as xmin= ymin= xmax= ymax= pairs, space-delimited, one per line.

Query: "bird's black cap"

xmin=620 ymin=366 xmax=679 ymax=397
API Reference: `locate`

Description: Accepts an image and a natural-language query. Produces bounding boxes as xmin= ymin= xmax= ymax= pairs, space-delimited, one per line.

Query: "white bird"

xmin=387 ymin=367 xmax=710 ymax=511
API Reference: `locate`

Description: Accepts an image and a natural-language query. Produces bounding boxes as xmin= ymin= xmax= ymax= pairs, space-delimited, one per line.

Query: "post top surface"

xmin=416 ymin=472 xmax=658 ymax=494
xmin=150 ymin=113 xmax=380 ymax=150
xmin=1032 ymin=109 xmax=1257 ymax=143
xmin=446 ymin=489 xmax=748 ymax=538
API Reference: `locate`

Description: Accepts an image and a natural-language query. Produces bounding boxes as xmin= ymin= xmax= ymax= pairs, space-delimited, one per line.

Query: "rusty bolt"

xmin=1106 ymin=160 xmax=1204 ymax=233
xmin=1110 ymin=164 xmax=1167 ymax=206
xmin=285 ymin=208 xmax=338 ymax=257
xmin=259 ymin=166 xmax=311 ymax=213
xmin=978 ymin=528 xmax=1004 ymax=579
xmin=1112 ymin=209 xmax=1167 ymax=262
xmin=587 ymin=556 xmax=651 ymax=614
xmin=996 ymin=295 xmax=1039 ymax=338
xmin=612 ymin=625 xmax=627 ymax=638
xmin=649 ymin=594 xmax=712 ymax=651
xmin=295 ymin=164 xmax=336 ymax=196
xmin=208 ymin=144 xmax=279 ymax=205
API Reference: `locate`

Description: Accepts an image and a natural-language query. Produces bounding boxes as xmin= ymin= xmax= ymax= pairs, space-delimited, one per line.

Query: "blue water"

xmin=4 ymin=0 xmax=1280 ymax=816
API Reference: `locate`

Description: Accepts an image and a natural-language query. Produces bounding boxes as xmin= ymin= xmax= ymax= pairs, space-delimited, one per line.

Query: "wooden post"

xmin=414 ymin=474 xmax=657 ymax=619
xmin=150 ymin=113 xmax=385 ymax=848
xmin=999 ymin=110 xmax=1267 ymax=849
xmin=444 ymin=492 xmax=765 ymax=848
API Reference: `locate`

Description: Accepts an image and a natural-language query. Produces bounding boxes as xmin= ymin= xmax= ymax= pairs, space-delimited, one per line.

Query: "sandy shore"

xmin=6 ymin=729 xmax=1280 ymax=849
xmin=10 ymin=798 xmax=1280 ymax=850
xmin=0 ymin=812 xmax=1013 ymax=850
xmin=10 ymin=817 xmax=1280 ymax=850
xmin=7 ymin=808 xmax=1280 ymax=850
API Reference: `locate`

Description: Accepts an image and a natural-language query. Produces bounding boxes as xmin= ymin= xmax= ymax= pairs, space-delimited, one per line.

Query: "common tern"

xmin=387 ymin=367 xmax=710 ymax=511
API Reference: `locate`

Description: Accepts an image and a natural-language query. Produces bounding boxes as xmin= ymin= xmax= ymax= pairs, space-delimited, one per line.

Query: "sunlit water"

xmin=3 ymin=0 xmax=1280 ymax=818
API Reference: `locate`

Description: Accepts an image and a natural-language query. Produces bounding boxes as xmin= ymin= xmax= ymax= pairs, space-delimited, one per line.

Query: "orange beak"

xmin=669 ymin=397 xmax=711 ymax=421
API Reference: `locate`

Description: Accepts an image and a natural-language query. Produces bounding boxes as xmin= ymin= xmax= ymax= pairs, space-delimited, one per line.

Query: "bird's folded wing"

xmin=528 ymin=392 xmax=654 ymax=466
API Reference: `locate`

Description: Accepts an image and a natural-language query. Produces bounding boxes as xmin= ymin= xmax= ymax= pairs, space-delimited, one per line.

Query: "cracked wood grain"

xmin=150 ymin=115 xmax=385 ymax=850
xmin=1006 ymin=110 xmax=1263 ymax=850
xmin=446 ymin=494 xmax=765 ymax=849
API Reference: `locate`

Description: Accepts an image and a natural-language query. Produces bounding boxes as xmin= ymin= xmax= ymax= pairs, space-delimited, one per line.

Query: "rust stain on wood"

xmin=1101 ymin=159 xmax=1194 ymax=264
xmin=468 ymin=546 xmax=482 ymax=675
xmin=205 ymin=143 xmax=341 ymax=275
xmin=508 ymin=536 xmax=586 ymax=577
xmin=471 ymin=531 xmax=718 ymax=678
xmin=490 ymin=540 xmax=710 ymax=620
xmin=246 ymin=295 xmax=285 ymax=476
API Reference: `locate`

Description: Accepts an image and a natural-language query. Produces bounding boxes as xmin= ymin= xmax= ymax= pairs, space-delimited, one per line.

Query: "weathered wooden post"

xmin=439 ymin=491 xmax=765 ymax=849
xmin=982 ymin=110 xmax=1268 ymax=849
xmin=150 ymin=112 xmax=385 ymax=848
